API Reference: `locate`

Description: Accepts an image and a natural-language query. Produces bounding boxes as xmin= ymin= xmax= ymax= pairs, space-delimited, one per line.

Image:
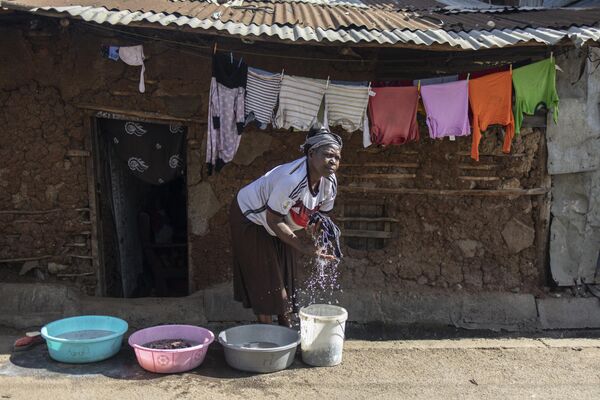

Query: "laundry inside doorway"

xmin=94 ymin=116 xmax=188 ymax=298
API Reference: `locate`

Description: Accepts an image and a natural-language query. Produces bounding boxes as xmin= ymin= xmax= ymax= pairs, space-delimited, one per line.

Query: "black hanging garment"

xmin=206 ymin=52 xmax=248 ymax=175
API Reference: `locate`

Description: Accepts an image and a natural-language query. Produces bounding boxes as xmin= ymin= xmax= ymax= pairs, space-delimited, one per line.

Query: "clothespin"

xmin=281 ymin=68 xmax=285 ymax=78
xmin=325 ymin=75 xmax=330 ymax=90
xmin=417 ymin=80 xmax=421 ymax=92
xmin=550 ymin=51 xmax=553 ymax=61
xmin=467 ymin=73 xmax=470 ymax=81
xmin=509 ymin=63 xmax=512 ymax=74
xmin=213 ymin=42 xmax=217 ymax=55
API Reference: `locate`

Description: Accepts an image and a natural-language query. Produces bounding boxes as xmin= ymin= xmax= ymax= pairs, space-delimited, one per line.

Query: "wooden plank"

xmin=68 ymin=254 xmax=94 ymax=260
xmin=340 ymin=173 xmax=417 ymax=179
xmin=84 ymin=115 xmax=104 ymax=296
xmin=339 ymin=186 xmax=548 ymax=196
xmin=0 ymin=255 xmax=52 ymax=263
xmin=521 ymin=114 xmax=547 ymax=129
xmin=535 ymin=132 xmax=552 ymax=285
xmin=342 ymin=229 xmax=393 ymax=239
xmin=457 ymin=151 xmax=526 ymax=157
xmin=187 ymin=123 xmax=198 ymax=295
xmin=342 ymin=162 xmax=420 ymax=168
xmin=459 ymin=176 xmax=501 ymax=181
xmin=0 ymin=209 xmax=61 ymax=215
xmin=458 ymin=164 xmax=499 ymax=170
xmin=57 ymin=272 xmax=95 ymax=278
xmin=66 ymin=149 xmax=91 ymax=157
xmin=336 ymin=217 xmax=400 ymax=223
xmin=75 ymin=103 xmax=206 ymax=124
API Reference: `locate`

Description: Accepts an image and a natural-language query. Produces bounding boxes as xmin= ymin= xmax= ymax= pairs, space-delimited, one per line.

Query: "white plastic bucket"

xmin=299 ymin=304 xmax=348 ymax=367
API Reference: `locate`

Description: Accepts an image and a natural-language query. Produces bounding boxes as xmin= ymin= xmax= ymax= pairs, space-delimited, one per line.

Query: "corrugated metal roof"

xmin=2 ymin=0 xmax=600 ymax=48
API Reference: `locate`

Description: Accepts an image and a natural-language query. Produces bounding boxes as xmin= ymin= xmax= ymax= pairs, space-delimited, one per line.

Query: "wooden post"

xmin=84 ymin=114 xmax=105 ymax=296
xmin=536 ymin=131 xmax=552 ymax=286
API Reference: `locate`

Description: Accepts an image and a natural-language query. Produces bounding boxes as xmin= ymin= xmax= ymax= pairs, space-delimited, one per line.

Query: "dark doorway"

xmin=93 ymin=116 xmax=188 ymax=298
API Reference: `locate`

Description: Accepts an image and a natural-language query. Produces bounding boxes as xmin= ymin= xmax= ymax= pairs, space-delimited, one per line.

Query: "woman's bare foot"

xmin=257 ymin=314 xmax=272 ymax=324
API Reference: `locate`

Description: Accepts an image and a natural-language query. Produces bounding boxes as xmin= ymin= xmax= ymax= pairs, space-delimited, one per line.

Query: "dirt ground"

xmin=1 ymin=327 xmax=600 ymax=400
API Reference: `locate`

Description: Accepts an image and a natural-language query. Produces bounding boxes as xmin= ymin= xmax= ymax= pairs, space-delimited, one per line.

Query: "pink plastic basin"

xmin=128 ymin=325 xmax=214 ymax=373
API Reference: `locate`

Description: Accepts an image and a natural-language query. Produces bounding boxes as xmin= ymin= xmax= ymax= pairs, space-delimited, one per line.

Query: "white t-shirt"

xmin=237 ymin=157 xmax=337 ymax=236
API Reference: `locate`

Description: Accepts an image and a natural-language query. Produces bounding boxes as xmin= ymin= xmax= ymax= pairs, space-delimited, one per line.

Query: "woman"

xmin=230 ymin=126 xmax=342 ymax=327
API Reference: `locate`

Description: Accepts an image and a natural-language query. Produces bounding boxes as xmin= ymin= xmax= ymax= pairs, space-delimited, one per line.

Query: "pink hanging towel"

xmin=420 ymin=80 xmax=471 ymax=139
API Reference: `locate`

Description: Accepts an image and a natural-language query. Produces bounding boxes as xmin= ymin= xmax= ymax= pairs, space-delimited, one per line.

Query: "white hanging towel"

xmin=275 ymin=74 xmax=327 ymax=130
xmin=119 ymin=45 xmax=146 ymax=93
xmin=325 ymin=81 xmax=370 ymax=132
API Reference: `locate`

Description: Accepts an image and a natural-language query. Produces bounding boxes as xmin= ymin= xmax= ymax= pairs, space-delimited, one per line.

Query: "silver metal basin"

xmin=218 ymin=324 xmax=300 ymax=373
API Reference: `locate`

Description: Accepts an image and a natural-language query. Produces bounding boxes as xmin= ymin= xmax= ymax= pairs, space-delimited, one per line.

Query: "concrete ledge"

xmin=537 ymin=297 xmax=600 ymax=329
xmin=3 ymin=282 xmax=600 ymax=332
xmin=457 ymin=293 xmax=539 ymax=331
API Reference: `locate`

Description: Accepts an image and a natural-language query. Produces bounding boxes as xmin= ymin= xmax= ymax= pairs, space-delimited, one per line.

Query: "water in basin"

xmin=56 ymin=329 xmax=115 ymax=340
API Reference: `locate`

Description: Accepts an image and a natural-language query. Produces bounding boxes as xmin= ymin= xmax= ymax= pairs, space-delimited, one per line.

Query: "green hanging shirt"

xmin=512 ymin=58 xmax=559 ymax=135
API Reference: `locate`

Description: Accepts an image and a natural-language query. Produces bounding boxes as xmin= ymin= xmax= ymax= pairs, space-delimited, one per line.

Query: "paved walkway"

xmin=1 ymin=330 xmax=600 ymax=399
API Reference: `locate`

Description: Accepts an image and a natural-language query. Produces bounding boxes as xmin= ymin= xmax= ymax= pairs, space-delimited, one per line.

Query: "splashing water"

xmin=296 ymin=235 xmax=343 ymax=308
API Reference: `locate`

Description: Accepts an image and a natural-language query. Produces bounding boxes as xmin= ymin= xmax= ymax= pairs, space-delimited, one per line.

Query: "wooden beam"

xmin=457 ymin=151 xmax=526 ymax=157
xmin=66 ymin=149 xmax=91 ymax=157
xmin=337 ymin=217 xmax=400 ymax=223
xmin=458 ymin=164 xmax=499 ymax=170
xmin=0 ymin=209 xmax=62 ymax=215
xmin=459 ymin=176 xmax=501 ymax=181
xmin=339 ymin=186 xmax=548 ymax=196
xmin=340 ymin=173 xmax=417 ymax=179
xmin=342 ymin=229 xmax=393 ymax=239
xmin=342 ymin=162 xmax=420 ymax=168
xmin=75 ymin=103 xmax=206 ymax=124
xmin=0 ymin=255 xmax=52 ymax=263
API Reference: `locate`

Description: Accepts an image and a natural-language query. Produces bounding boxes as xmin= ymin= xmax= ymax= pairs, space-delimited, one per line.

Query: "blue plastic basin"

xmin=41 ymin=315 xmax=128 ymax=363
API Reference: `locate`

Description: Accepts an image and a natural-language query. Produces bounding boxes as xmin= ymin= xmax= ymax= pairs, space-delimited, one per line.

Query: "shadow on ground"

xmin=3 ymin=322 xmax=600 ymax=381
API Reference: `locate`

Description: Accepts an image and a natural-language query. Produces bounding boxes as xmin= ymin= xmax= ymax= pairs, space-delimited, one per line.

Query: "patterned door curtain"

xmin=99 ymin=118 xmax=186 ymax=185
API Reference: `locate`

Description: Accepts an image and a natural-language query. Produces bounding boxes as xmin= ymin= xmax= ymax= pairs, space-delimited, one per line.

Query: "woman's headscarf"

xmin=301 ymin=126 xmax=343 ymax=154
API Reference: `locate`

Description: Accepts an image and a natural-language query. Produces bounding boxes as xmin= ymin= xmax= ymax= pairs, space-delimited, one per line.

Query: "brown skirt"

xmin=230 ymin=199 xmax=299 ymax=315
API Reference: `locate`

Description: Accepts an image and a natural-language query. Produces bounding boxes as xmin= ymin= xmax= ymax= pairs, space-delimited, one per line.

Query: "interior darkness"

xmin=96 ymin=118 xmax=188 ymax=298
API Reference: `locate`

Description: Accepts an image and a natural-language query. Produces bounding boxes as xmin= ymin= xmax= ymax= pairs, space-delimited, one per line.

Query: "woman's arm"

xmin=265 ymin=209 xmax=316 ymax=256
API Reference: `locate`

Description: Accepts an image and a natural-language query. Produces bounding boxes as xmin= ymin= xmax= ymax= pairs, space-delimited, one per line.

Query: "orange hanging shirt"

xmin=468 ymin=71 xmax=515 ymax=161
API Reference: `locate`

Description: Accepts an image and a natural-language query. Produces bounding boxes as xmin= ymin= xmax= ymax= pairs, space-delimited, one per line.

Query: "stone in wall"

xmin=502 ymin=218 xmax=535 ymax=254
xmin=456 ymin=239 xmax=481 ymax=258
xmin=188 ymin=181 xmax=221 ymax=236
xmin=232 ymin=131 xmax=272 ymax=166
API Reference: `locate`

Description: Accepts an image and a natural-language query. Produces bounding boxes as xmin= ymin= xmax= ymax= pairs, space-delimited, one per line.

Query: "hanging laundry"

xmin=308 ymin=212 xmax=343 ymax=259
xmin=275 ymin=74 xmax=327 ymax=131
xmin=325 ymin=81 xmax=370 ymax=132
xmin=371 ymin=80 xmax=413 ymax=87
xmin=420 ymin=80 xmax=470 ymax=139
xmin=468 ymin=71 xmax=514 ymax=161
xmin=512 ymin=58 xmax=559 ymax=135
xmin=206 ymin=52 xmax=247 ymax=175
xmin=362 ymin=115 xmax=372 ymax=148
xmin=118 ymin=45 xmax=146 ymax=93
xmin=412 ymin=75 xmax=458 ymax=86
xmin=244 ymin=67 xmax=282 ymax=129
xmin=101 ymin=45 xmax=120 ymax=61
xmin=98 ymin=118 xmax=186 ymax=185
xmin=368 ymin=86 xmax=419 ymax=146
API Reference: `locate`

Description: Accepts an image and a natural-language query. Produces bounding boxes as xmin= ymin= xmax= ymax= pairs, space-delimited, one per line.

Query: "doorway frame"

xmin=81 ymin=104 xmax=203 ymax=297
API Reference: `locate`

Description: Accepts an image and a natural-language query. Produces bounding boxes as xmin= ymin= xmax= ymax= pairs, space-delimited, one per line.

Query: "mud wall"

xmin=0 ymin=15 xmax=548 ymax=296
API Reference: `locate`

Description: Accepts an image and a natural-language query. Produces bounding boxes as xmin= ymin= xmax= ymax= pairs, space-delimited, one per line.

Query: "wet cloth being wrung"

xmin=309 ymin=212 xmax=342 ymax=259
